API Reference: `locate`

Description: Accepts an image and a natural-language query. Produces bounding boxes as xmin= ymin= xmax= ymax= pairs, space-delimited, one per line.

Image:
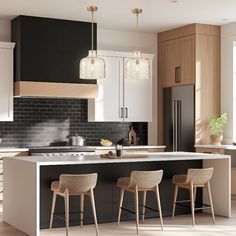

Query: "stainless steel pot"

xmin=70 ymin=134 xmax=86 ymax=146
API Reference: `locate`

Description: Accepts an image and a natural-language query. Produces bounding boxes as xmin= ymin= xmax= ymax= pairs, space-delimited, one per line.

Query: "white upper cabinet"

xmin=123 ymin=57 xmax=152 ymax=122
xmin=0 ymin=42 xmax=15 ymax=122
xmin=88 ymin=50 xmax=153 ymax=122
xmin=88 ymin=56 xmax=123 ymax=122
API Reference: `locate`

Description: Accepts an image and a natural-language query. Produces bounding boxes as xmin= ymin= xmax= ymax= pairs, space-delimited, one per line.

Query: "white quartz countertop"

xmin=195 ymin=144 xmax=236 ymax=150
xmin=0 ymin=147 xmax=29 ymax=153
xmin=7 ymin=152 xmax=230 ymax=166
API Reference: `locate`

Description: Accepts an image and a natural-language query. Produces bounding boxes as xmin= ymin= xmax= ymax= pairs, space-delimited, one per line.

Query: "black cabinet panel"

xmin=12 ymin=15 xmax=96 ymax=84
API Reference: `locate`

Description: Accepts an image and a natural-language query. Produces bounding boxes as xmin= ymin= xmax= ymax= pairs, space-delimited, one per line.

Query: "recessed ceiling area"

xmin=0 ymin=0 xmax=235 ymax=33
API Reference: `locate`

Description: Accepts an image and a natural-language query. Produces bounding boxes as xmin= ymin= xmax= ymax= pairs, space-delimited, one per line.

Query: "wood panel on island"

xmin=157 ymin=23 xmax=221 ymax=146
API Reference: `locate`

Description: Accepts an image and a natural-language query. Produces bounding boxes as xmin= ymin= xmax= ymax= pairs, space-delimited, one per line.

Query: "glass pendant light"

xmin=126 ymin=8 xmax=150 ymax=80
xmin=80 ymin=6 xmax=105 ymax=80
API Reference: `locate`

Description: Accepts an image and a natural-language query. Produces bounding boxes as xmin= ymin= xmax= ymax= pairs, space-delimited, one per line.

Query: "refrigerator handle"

xmin=173 ymin=100 xmax=181 ymax=151
xmin=173 ymin=101 xmax=177 ymax=151
xmin=177 ymin=101 xmax=182 ymax=151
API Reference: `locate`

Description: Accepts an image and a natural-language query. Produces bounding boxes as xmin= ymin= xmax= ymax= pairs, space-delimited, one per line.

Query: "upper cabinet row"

xmin=88 ymin=50 xmax=154 ymax=122
xmin=0 ymin=42 xmax=15 ymax=121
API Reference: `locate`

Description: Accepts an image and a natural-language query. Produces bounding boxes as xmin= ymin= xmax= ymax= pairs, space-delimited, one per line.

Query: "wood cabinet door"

xmin=180 ymin=35 xmax=195 ymax=85
xmin=0 ymin=47 xmax=14 ymax=121
xmin=162 ymin=39 xmax=181 ymax=88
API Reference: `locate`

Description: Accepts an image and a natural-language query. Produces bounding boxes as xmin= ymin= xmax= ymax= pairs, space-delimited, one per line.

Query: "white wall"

xmin=98 ymin=28 xmax=158 ymax=145
xmin=0 ymin=19 xmax=11 ymax=41
xmin=221 ymin=23 xmax=236 ymax=144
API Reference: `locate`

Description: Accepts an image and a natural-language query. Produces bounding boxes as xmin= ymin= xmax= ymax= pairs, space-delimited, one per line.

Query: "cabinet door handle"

xmin=125 ymin=107 xmax=128 ymax=118
xmin=120 ymin=107 xmax=124 ymax=118
xmin=175 ymin=66 xmax=181 ymax=83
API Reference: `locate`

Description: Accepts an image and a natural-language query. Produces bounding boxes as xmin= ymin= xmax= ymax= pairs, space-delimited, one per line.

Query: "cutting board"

xmin=100 ymin=154 xmax=149 ymax=159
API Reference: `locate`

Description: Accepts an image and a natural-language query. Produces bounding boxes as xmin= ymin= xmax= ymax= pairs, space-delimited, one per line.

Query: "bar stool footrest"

xmin=175 ymin=201 xmax=211 ymax=211
xmin=53 ymin=211 xmax=85 ymax=221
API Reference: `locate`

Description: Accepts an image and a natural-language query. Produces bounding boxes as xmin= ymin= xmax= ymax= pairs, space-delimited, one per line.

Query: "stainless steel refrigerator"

xmin=164 ymin=85 xmax=195 ymax=152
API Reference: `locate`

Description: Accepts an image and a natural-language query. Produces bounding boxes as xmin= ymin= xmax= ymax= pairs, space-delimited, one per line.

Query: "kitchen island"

xmin=3 ymin=152 xmax=231 ymax=236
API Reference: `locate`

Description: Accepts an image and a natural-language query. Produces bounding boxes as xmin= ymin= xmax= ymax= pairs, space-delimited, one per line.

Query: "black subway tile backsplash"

xmin=0 ymin=98 xmax=147 ymax=147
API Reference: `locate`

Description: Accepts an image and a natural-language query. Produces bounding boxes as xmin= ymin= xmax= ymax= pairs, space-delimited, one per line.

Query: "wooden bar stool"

xmin=117 ymin=170 xmax=164 ymax=234
xmin=172 ymin=167 xmax=215 ymax=226
xmin=49 ymin=173 xmax=99 ymax=236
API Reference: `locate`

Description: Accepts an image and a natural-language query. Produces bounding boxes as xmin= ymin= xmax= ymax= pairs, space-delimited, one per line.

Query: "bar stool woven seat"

xmin=117 ymin=177 xmax=130 ymax=188
xmin=172 ymin=175 xmax=187 ymax=185
xmin=51 ymin=181 xmax=59 ymax=191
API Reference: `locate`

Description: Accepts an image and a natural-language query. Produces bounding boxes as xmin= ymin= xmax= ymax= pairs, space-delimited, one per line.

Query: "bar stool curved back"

xmin=59 ymin=173 xmax=97 ymax=194
xmin=129 ymin=170 xmax=163 ymax=189
xmin=185 ymin=168 xmax=213 ymax=186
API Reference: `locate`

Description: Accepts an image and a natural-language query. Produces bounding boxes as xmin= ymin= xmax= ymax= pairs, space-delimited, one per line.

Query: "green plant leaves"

xmin=209 ymin=112 xmax=228 ymax=135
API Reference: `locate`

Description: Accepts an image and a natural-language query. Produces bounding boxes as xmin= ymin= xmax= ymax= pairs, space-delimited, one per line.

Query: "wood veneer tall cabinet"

xmin=157 ymin=24 xmax=220 ymax=145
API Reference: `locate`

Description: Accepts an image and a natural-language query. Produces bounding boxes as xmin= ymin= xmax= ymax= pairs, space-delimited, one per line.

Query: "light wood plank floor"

xmin=1 ymin=201 xmax=236 ymax=236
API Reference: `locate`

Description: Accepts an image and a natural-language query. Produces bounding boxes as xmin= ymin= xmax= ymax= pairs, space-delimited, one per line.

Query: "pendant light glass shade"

xmin=126 ymin=8 xmax=150 ymax=80
xmin=126 ymin=51 xmax=150 ymax=80
xmin=80 ymin=50 xmax=105 ymax=79
xmin=79 ymin=6 xmax=105 ymax=80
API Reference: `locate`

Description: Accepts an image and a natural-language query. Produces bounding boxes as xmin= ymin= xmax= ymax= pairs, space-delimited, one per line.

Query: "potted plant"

xmin=209 ymin=112 xmax=228 ymax=145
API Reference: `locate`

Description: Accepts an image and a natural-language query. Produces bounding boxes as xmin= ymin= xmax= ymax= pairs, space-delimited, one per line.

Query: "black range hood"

xmin=12 ymin=15 xmax=98 ymax=98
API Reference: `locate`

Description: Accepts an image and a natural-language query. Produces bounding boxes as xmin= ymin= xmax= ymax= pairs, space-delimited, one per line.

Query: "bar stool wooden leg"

xmin=206 ymin=182 xmax=215 ymax=224
xmin=172 ymin=185 xmax=178 ymax=219
xmin=194 ymin=187 xmax=197 ymax=201
xmin=190 ymin=182 xmax=195 ymax=227
xmin=118 ymin=189 xmax=124 ymax=226
xmin=64 ymin=189 xmax=69 ymax=236
xmin=134 ymin=185 xmax=139 ymax=234
xmin=155 ymin=185 xmax=163 ymax=230
xmin=49 ymin=192 xmax=57 ymax=229
xmin=89 ymin=189 xmax=99 ymax=236
xmin=80 ymin=194 xmax=84 ymax=228
xmin=142 ymin=190 xmax=147 ymax=224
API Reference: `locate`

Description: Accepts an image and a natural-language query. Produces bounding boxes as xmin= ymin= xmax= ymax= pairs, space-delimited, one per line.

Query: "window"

xmin=233 ymin=43 xmax=236 ymax=141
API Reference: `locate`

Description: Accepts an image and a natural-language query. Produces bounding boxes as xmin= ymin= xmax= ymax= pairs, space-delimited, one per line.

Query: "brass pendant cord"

xmin=136 ymin=12 xmax=139 ymax=53
xmin=91 ymin=10 xmax=94 ymax=56
xmin=132 ymin=8 xmax=142 ymax=57
xmin=87 ymin=6 xmax=97 ymax=59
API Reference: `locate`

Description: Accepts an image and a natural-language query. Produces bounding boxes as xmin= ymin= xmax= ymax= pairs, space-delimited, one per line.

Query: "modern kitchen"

xmin=0 ymin=1 xmax=236 ymax=236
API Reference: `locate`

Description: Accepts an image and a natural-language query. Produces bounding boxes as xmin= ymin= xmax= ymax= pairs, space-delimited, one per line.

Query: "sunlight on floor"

xmin=40 ymin=200 xmax=236 ymax=236
xmin=1 ymin=200 xmax=236 ymax=236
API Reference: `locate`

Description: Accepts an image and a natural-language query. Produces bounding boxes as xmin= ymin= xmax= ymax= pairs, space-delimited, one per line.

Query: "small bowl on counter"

xmin=100 ymin=139 xmax=113 ymax=147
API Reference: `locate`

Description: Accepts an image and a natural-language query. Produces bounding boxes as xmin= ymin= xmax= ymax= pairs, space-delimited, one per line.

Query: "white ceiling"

xmin=0 ymin=0 xmax=235 ymax=33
